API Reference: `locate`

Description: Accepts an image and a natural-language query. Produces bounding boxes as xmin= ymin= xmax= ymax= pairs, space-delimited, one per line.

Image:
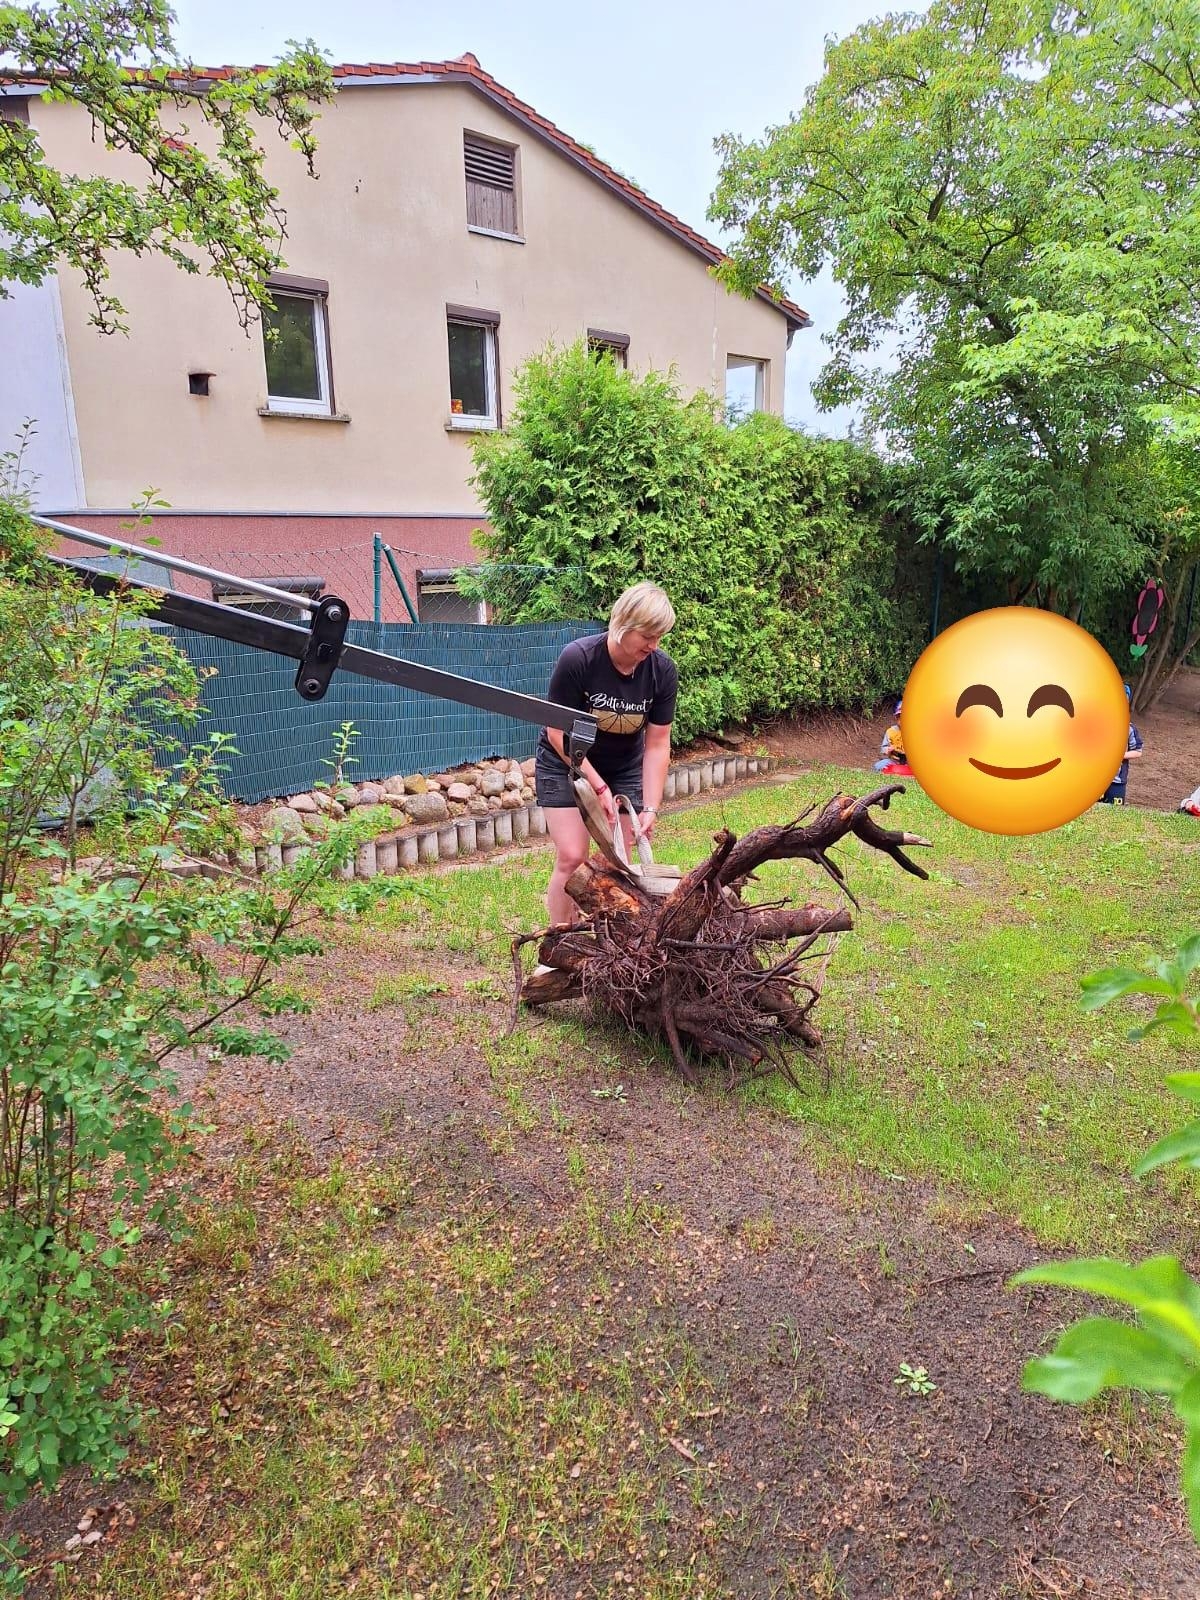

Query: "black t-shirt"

xmin=537 ymin=632 xmax=678 ymax=777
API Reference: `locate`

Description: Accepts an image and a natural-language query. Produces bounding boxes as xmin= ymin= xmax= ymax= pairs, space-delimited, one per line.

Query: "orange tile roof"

xmin=3 ymin=53 xmax=809 ymax=330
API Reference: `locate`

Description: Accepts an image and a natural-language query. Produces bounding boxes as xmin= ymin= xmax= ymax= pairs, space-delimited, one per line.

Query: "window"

xmin=725 ymin=355 xmax=768 ymax=421
xmin=262 ymin=275 xmax=333 ymax=416
xmin=446 ymin=305 xmax=500 ymax=429
xmin=210 ymin=575 xmax=325 ymax=623
xmin=417 ymin=568 xmax=486 ymax=624
xmin=464 ymin=133 xmax=520 ymax=238
xmin=587 ymin=329 xmax=630 ymax=368
xmin=0 ymin=97 xmax=30 ymax=125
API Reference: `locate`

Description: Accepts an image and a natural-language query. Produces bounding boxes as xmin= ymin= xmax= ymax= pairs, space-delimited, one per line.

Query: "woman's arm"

xmin=544 ymin=727 xmax=615 ymax=821
xmin=639 ymin=722 xmax=672 ymax=837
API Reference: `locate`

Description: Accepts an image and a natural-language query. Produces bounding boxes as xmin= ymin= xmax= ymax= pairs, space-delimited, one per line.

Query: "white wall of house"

xmin=0 ymin=268 xmax=85 ymax=508
xmin=27 ymin=80 xmax=795 ymax=518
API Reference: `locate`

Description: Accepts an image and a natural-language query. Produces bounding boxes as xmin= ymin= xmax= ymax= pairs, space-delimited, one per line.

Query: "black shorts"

xmin=534 ymin=748 xmax=643 ymax=811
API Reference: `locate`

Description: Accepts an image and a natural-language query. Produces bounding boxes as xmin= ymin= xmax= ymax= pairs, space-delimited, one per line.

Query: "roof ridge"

xmin=1 ymin=54 xmax=809 ymax=328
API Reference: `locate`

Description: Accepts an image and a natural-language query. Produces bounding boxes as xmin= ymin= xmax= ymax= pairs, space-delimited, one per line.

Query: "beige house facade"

xmin=1 ymin=55 xmax=807 ymax=619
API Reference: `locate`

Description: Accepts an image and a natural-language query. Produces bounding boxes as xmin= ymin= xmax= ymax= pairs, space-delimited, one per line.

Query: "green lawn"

xmin=371 ymin=765 xmax=1200 ymax=1251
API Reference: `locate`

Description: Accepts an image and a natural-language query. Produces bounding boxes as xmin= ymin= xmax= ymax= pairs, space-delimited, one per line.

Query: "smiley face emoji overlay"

xmin=900 ymin=608 xmax=1130 ymax=836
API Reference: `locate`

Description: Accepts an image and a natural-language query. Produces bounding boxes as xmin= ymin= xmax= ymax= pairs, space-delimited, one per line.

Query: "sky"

xmin=170 ymin=0 xmax=906 ymax=434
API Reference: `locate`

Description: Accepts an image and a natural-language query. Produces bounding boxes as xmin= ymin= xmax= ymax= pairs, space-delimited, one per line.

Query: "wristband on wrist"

xmin=643 ymin=806 xmax=658 ymax=816
xmin=594 ymin=782 xmax=608 ymax=795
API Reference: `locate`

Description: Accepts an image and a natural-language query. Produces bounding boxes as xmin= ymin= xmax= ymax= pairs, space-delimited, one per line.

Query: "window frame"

xmin=262 ymin=276 xmax=334 ymax=418
xmin=416 ymin=567 xmax=488 ymax=624
xmin=446 ymin=305 xmax=501 ymax=432
xmin=464 ymin=131 xmax=522 ymax=241
xmin=724 ymin=354 xmax=768 ymax=419
xmin=587 ymin=328 xmax=630 ymax=368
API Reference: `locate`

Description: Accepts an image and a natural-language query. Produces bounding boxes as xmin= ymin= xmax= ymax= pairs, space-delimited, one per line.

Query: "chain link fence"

xmin=53 ymin=525 xmax=602 ymax=801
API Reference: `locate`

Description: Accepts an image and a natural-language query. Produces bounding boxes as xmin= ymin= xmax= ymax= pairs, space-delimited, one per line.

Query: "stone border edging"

xmin=249 ymin=755 xmax=775 ymax=878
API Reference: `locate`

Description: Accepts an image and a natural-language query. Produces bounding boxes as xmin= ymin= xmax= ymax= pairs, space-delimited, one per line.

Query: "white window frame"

xmin=446 ymin=314 xmax=500 ymax=432
xmin=725 ymin=354 xmax=768 ymax=420
xmin=263 ymin=288 xmax=333 ymax=417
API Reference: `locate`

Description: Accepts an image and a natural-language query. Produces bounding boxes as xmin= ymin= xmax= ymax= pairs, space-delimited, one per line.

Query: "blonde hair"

xmin=608 ymin=581 xmax=675 ymax=643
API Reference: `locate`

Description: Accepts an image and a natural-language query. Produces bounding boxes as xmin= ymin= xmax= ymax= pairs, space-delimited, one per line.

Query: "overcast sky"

xmin=171 ymin=0 xmax=907 ymax=433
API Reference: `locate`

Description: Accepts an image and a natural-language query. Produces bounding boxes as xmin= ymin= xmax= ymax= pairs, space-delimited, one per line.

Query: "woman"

xmin=535 ymin=581 xmax=677 ymax=926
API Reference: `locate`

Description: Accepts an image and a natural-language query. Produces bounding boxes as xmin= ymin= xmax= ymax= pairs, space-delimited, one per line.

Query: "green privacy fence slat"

xmin=148 ymin=619 xmax=603 ymax=803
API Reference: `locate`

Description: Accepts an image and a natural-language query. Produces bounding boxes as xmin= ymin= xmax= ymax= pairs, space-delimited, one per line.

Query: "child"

xmin=1099 ymin=685 xmax=1143 ymax=805
xmin=874 ymin=700 xmax=910 ymax=773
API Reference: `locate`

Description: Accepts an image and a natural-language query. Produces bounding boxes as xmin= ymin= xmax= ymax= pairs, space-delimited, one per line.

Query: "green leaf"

xmin=1021 ymin=1317 xmax=1191 ymax=1403
xmin=1013 ymin=1256 xmax=1200 ymax=1359
xmin=1167 ymin=935 xmax=1200 ymax=988
xmin=1176 ymin=1374 xmax=1200 ymax=1541
xmin=1134 ymin=1122 xmax=1200 ymax=1179
xmin=1080 ymin=969 xmax=1177 ymax=1011
xmin=1131 ymin=1002 xmax=1200 ymax=1043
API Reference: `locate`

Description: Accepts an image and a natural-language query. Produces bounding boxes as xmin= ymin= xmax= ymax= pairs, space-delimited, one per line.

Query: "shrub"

xmin=468 ymin=344 xmax=927 ymax=741
xmin=0 ymin=501 xmax=356 ymax=1579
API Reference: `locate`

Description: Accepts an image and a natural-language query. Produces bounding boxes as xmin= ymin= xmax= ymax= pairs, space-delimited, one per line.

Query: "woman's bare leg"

xmin=544 ymin=806 xmax=592 ymax=927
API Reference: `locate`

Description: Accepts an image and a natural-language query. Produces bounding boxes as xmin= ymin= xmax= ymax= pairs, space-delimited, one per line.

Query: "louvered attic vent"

xmin=464 ymin=135 xmax=519 ymax=235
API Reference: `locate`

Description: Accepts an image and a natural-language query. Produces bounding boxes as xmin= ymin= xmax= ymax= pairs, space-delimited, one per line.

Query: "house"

xmin=0 ymin=55 xmax=808 ymax=621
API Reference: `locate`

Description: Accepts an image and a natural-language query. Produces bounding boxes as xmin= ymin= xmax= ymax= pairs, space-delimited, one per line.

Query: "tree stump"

xmin=513 ymin=784 xmax=930 ymax=1086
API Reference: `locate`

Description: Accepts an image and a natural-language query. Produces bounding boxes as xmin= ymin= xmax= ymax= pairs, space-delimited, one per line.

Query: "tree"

xmin=0 ymin=1 xmax=333 ymax=332
xmin=974 ymin=1 xmax=1200 ymax=443
xmin=709 ymin=0 xmax=1195 ymax=619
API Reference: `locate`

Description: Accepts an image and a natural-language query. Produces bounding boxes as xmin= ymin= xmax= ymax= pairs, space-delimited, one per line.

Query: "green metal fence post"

xmin=929 ymin=548 xmax=944 ymax=643
xmin=382 ymin=542 xmax=420 ymax=624
xmin=373 ymin=533 xmax=382 ymax=627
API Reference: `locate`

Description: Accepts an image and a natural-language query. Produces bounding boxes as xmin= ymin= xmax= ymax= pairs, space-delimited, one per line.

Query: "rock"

xmin=501 ymin=790 xmax=524 ymax=809
xmin=487 ymin=795 xmax=502 ymax=811
xmin=329 ymin=800 xmax=346 ymax=819
xmin=446 ymin=782 xmax=474 ymax=803
xmin=520 ymin=784 xmax=534 ymax=801
xmin=426 ymin=779 xmax=442 ymax=792
xmin=403 ymin=774 xmax=428 ymax=795
xmin=383 ymin=793 xmax=408 ymax=808
xmin=503 ymin=771 xmax=522 ymax=791
xmin=402 ymin=791 xmax=449 ymax=824
xmin=358 ymin=783 xmax=384 ymax=806
xmin=311 ymin=789 xmax=335 ymax=812
xmin=520 ymin=758 xmax=536 ymax=778
xmin=507 ymin=761 xmax=524 ymax=781
xmin=382 ymin=775 xmax=407 ymax=797
xmin=262 ymin=805 xmax=307 ymax=843
xmin=480 ymin=769 xmax=506 ymax=798
xmin=431 ymin=773 xmax=457 ymax=789
xmin=288 ymin=792 xmax=319 ymax=813
xmin=334 ymin=785 xmax=358 ymax=809
xmin=467 ymin=796 xmax=490 ymax=817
